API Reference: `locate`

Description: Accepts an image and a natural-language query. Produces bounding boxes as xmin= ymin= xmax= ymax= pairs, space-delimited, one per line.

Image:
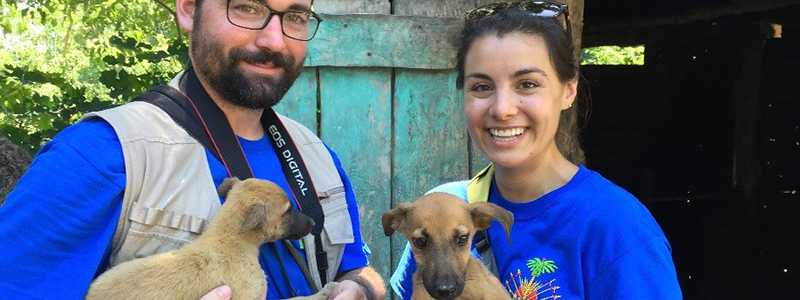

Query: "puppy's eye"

xmin=413 ymin=237 xmax=427 ymax=249
xmin=456 ymin=235 xmax=469 ymax=247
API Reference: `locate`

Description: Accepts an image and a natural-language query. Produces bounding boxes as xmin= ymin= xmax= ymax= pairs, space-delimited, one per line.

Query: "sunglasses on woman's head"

xmin=465 ymin=0 xmax=571 ymax=37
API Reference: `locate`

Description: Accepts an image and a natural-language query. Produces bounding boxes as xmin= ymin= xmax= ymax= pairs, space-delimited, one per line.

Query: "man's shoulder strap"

xmin=133 ymin=85 xmax=215 ymax=156
xmin=134 ymin=84 xmax=251 ymax=179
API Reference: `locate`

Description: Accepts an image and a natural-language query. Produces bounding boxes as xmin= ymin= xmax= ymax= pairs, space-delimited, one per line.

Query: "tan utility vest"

xmin=83 ymin=74 xmax=353 ymax=289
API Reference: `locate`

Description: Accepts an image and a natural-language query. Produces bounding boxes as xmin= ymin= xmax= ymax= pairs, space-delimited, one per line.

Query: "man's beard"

xmin=190 ymin=30 xmax=302 ymax=109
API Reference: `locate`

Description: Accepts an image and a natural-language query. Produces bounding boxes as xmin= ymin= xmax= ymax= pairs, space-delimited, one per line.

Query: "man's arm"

xmin=0 ymin=119 xmax=126 ymax=299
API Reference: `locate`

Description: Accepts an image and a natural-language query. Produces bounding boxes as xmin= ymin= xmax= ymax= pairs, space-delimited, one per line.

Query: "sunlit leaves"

xmin=1 ymin=0 xmax=187 ymax=152
xmin=581 ymin=45 xmax=645 ymax=65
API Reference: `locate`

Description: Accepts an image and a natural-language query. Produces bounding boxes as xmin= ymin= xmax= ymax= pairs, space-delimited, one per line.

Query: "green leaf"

xmin=1 ymin=0 xmax=184 ymax=151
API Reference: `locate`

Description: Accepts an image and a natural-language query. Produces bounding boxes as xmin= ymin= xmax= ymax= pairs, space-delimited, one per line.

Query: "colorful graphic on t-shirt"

xmin=505 ymin=257 xmax=561 ymax=300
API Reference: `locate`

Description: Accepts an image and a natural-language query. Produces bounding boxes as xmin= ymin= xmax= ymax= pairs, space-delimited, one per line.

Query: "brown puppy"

xmin=86 ymin=177 xmax=320 ymax=300
xmin=383 ymin=192 xmax=514 ymax=300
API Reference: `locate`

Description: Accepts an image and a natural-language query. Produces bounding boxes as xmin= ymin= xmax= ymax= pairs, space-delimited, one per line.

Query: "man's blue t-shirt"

xmin=390 ymin=165 xmax=682 ymax=299
xmin=0 ymin=118 xmax=370 ymax=299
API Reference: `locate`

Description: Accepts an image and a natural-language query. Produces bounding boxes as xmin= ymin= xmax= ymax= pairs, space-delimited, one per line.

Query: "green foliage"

xmin=581 ymin=45 xmax=645 ymax=66
xmin=1 ymin=0 xmax=187 ymax=152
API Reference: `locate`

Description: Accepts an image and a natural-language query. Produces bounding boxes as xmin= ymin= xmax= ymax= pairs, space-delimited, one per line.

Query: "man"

xmin=0 ymin=0 xmax=385 ymax=299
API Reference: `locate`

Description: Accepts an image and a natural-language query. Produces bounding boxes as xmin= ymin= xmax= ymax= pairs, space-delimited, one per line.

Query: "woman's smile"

xmin=487 ymin=127 xmax=528 ymax=146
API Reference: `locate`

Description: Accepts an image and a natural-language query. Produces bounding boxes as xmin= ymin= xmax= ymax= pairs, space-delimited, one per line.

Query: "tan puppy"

xmin=383 ymin=192 xmax=514 ymax=300
xmin=86 ymin=177 xmax=319 ymax=300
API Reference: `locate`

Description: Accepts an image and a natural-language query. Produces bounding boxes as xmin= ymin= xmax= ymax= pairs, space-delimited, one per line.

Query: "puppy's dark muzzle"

xmin=424 ymin=275 xmax=464 ymax=300
xmin=283 ymin=210 xmax=314 ymax=240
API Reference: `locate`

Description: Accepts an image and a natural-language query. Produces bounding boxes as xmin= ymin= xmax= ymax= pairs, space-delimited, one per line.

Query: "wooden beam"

xmin=584 ymin=21 xmax=773 ymax=47
xmin=566 ymin=0 xmax=585 ymax=61
xmin=393 ymin=0 xmax=475 ymax=18
xmin=306 ymin=14 xmax=462 ymax=69
xmin=313 ymin=0 xmax=389 ymax=14
xmin=306 ymin=0 xmax=585 ymax=69
xmin=731 ymin=27 xmax=767 ymax=217
xmin=586 ymin=0 xmax=800 ymax=36
xmin=274 ymin=68 xmax=318 ymax=132
xmin=319 ymin=67 xmax=393 ymax=282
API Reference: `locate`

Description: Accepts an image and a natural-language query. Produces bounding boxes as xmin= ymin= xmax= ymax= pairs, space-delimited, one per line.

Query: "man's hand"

xmin=200 ymin=285 xmax=232 ymax=300
xmin=327 ymin=280 xmax=367 ymax=300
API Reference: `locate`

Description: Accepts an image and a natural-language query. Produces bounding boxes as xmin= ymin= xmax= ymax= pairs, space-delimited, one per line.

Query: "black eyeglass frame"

xmin=225 ymin=0 xmax=324 ymax=41
xmin=465 ymin=0 xmax=572 ymax=40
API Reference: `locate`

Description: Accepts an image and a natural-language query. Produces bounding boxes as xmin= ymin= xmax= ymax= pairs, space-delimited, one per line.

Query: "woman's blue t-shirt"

xmin=390 ymin=165 xmax=682 ymax=299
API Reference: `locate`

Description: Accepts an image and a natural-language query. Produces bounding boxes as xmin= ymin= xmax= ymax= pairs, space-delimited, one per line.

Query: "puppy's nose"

xmin=433 ymin=283 xmax=457 ymax=299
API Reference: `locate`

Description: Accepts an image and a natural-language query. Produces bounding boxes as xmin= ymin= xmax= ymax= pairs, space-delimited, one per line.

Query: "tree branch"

xmin=62 ymin=1 xmax=75 ymax=54
xmin=153 ymin=0 xmax=176 ymax=16
xmin=152 ymin=0 xmax=182 ymax=43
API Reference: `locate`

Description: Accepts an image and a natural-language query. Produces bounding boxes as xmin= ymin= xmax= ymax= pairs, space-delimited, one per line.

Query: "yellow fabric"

xmin=467 ymin=164 xmax=494 ymax=203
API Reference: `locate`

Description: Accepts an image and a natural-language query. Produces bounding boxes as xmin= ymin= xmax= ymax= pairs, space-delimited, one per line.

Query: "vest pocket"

xmin=320 ymin=189 xmax=354 ymax=244
xmin=112 ymin=206 xmax=209 ymax=265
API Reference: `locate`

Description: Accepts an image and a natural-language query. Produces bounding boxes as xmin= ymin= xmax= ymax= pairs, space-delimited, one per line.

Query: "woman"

xmin=390 ymin=1 xmax=682 ymax=299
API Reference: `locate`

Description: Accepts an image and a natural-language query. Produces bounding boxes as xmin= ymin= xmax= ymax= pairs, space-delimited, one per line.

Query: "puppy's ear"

xmin=241 ymin=203 xmax=267 ymax=232
xmin=218 ymin=177 xmax=241 ymax=197
xmin=469 ymin=202 xmax=514 ymax=240
xmin=382 ymin=203 xmax=412 ymax=236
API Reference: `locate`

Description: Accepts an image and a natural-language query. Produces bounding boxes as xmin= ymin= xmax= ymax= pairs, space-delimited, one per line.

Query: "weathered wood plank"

xmin=318 ymin=67 xmax=393 ymax=283
xmin=307 ymin=14 xmax=462 ymax=69
xmin=567 ymin=0 xmax=585 ymax=55
xmin=393 ymin=0 xmax=475 ymax=18
xmin=473 ymin=0 xmax=495 ymax=5
xmin=308 ymin=2 xmax=584 ymax=68
xmin=730 ymin=29 xmax=766 ymax=215
xmin=585 ymin=0 xmax=795 ymax=36
xmin=391 ymin=69 xmax=470 ymax=266
xmin=314 ymin=0 xmax=390 ymax=14
xmin=274 ymin=67 xmax=318 ymax=132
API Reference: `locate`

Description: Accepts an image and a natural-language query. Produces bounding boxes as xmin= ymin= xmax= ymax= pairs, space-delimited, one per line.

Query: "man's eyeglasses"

xmin=465 ymin=0 xmax=571 ymax=38
xmin=226 ymin=0 xmax=323 ymax=41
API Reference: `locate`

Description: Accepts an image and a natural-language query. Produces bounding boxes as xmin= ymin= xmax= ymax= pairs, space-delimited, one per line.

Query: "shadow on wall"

xmin=0 ymin=136 xmax=32 ymax=204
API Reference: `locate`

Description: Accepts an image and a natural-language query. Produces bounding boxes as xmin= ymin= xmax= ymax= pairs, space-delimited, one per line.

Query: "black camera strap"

xmin=261 ymin=109 xmax=329 ymax=286
xmin=135 ymin=68 xmax=328 ymax=290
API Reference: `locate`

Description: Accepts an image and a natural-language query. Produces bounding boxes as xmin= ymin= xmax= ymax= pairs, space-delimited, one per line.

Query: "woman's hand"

xmin=199 ymin=285 xmax=232 ymax=300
